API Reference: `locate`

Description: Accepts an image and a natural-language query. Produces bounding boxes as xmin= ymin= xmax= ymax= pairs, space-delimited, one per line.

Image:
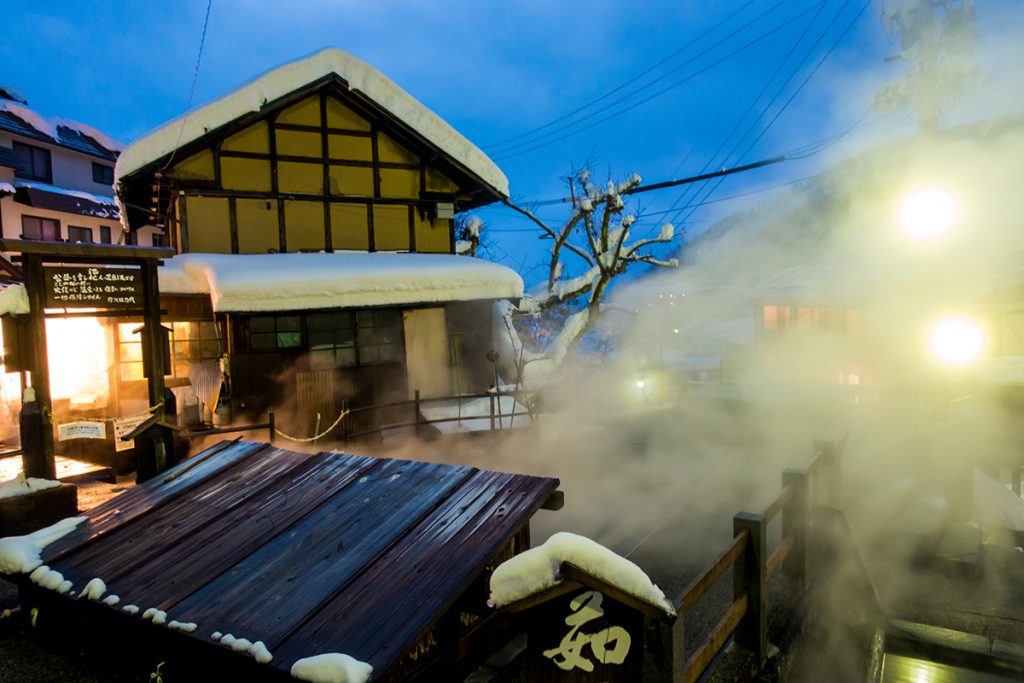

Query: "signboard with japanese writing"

xmin=113 ymin=413 xmax=149 ymax=451
xmin=57 ymin=421 xmax=107 ymax=441
xmin=44 ymin=266 xmax=143 ymax=308
xmin=527 ymin=589 xmax=644 ymax=682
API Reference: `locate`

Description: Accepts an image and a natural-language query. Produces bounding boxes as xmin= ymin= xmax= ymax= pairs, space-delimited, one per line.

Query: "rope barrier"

xmin=45 ymin=400 xmax=165 ymax=424
xmin=273 ymin=409 xmax=349 ymax=443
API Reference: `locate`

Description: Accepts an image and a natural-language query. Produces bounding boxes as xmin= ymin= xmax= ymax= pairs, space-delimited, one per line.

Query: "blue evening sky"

xmin=4 ymin=1 xmax=1022 ymax=279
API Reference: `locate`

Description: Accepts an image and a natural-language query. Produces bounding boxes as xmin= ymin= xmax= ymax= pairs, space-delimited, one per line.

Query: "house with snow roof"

xmin=0 ymin=85 xmax=160 ymax=249
xmin=114 ymin=48 xmax=523 ymax=435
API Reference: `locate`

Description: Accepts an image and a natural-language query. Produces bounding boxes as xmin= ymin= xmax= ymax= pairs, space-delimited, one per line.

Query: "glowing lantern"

xmin=899 ymin=187 xmax=957 ymax=241
xmin=928 ymin=316 xmax=985 ymax=366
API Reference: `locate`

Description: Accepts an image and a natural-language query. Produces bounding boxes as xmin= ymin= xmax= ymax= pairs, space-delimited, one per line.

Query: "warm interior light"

xmin=46 ymin=317 xmax=110 ymax=402
xmin=928 ymin=316 xmax=985 ymax=366
xmin=899 ymin=187 xmax=957 ymax=241
xmin=635 ymin=379 xmax=647 ymax=389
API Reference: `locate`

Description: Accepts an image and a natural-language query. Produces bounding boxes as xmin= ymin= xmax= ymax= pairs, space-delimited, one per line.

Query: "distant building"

xmin=0 ymin=86 xmax=160 ymax=248
xmin=114 ymin=49 xmax=522 ymax=438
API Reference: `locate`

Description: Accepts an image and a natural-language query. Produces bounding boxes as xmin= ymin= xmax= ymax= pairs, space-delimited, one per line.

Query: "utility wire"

xmin=660 ymin=0 xmax=831 ymax=223
xmin=490 ymin=1 xmax=824 ymax=160
xmin=677 ymin=0 xmax=871 ymax=226
xmin=484 ymin=0 xmax=762 ymax=149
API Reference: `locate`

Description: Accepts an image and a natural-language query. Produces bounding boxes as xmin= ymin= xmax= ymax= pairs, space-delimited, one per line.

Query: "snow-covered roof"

xmin=0 ymin=100 xmax=122 ymax=160
xmin=159 ymin=251 xmax=523 ymax=313
xmin=12 ymin=180 xmax=118 ymax=220
xmin=115 ymin=48 xmax=508 ymax=197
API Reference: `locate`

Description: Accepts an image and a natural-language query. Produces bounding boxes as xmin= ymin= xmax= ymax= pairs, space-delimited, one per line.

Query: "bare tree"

xmin=500 ymin=168 xmax=678 ymax=386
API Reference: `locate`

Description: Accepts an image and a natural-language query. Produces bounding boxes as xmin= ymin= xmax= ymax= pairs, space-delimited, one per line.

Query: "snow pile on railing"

xmin=291 ymin=652 xmax=373 ymax=683
xmin=0 ymin=516 xmax=86 ymax=574
xmin=0 ymin=473 xmax=60 ymax=499
xmin=488 ymin=531 xmax=676 ymax=617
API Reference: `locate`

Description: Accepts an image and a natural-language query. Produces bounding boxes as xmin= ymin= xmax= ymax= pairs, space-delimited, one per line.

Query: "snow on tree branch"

xmin=501 ymin=167 xmax=679 ymax=387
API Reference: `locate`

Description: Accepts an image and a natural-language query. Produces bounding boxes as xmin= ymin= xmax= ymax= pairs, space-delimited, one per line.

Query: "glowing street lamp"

xmin=899 ymin=187 xmax=958 ymax=242
xmin=928 ymin=316 xmax=986 ymax=366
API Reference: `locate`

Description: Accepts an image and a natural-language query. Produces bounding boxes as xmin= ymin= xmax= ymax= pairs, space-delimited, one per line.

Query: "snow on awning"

xmin=115 ymin=48 xmax=508 ymax=197
xmin=159 ymin=251 xmax=523 ymax=313
xmin=13 ymin=181 xmax=119 ymax=220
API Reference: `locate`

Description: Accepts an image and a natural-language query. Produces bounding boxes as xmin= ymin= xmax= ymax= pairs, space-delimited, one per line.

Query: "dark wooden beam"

xmin=0 ymin=240 xmax=174 ymax=260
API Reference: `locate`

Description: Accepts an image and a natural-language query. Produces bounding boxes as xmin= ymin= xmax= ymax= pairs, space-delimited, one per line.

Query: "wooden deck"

xmin=19 ymin=439 xmax=560 ymax=681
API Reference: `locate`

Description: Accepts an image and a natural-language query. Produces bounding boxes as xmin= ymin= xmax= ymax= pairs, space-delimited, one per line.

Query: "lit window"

xmin=171 ymin=321 xmax=222 ymax=377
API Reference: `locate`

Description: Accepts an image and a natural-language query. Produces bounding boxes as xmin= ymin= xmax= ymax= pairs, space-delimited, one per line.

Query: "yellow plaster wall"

xmin=222 ymin=121 xmax=269 ymax=153
xmin=328 ymin=134 xmax=373 ymax=161
xmin=330 ymin=203 xmax=370 ymax=251
xmin=221 ymin=157 xmax=271 ymax=192
xmin=236 ymin=198 xmax=280 ymax=253
xmin=414 ymin=214 xmax=451 ymax=254
xmin=186 ymin=196 xmax=231 ymax=253
xmin=284 ymin=200 xmax=325 ymax=252
xmin=277 ymin=96 xmax=321 ymax=126
xmin=278 ymin=161 xmax=323 ymax=194
xmin=377 ymin=133 xmax=418 ymax=165
xmin=379 ymin=168 xmax=419 ymax=198
xmin=328 ymin=166 xmax=374 ymax=196
xmin=373 ymin=205 xmax=410 ymax=251
xmin=325 ymin=97 xmax=370 ymax=131
xmin=169 ymin=149 xmax=215 ymax=181
xmin=275 ymin=129 xmax=322 ymax=158
xmin=425 ymin=168 xmax=458 ymax=193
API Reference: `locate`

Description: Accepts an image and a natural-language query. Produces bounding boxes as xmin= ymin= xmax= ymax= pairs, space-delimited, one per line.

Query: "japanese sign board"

xmin=44 ymin=266 xmax=143 ymax=309
xmin=528 ymin=589 xmax=643 ymax=682
xmin=113 ymin=413 xmax=150 ymax=452
xmin=57 ymin=421 xmax=107 ymax=441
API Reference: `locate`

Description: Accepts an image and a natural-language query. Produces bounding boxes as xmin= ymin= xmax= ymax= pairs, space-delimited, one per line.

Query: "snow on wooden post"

xmin=781 ymin=469 xmax=809 ymax=587
xmin=732 ymin=512 xmax=767 ymax=669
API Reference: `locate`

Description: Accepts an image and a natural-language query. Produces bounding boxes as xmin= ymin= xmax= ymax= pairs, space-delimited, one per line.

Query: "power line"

xmin=483 ymin=0 xmax=762 ymax=150
xmin=675 ymin=0 xmax=870 ymax=227
xmin=659 ymin=0 xmax=831 ymax=223
xmin=490 ymin=1 xmax=825 ymax=160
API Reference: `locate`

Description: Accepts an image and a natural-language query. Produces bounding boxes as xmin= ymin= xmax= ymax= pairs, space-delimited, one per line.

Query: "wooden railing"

xmin=182 ymin=389 xmax=537 ymax=445
xmin=676 ymin=438 xmax=845 ymax=682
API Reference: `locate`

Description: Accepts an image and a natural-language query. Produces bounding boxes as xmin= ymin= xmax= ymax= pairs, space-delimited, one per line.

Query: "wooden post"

xmin=136 ymin=259 xmax=169 ymax=481
xmin=782 ymin=468 xmax=809 ymax=586
xmin=20 ymin=254 xmax=55 ymax=479
xmin=414 ymin=390 xmax=421 ymax=438
xmin=19 ymin=390 xmax=53 ymax=480
xmin=268 ymin=411 xmax=276 ymax=444
xmin=813 ymin=439 xmax=842 ymax=509
xmin=733 ymin=512 xmax=768 ymax=669
xmin=489 ymin=394 xmax=496 ymax=432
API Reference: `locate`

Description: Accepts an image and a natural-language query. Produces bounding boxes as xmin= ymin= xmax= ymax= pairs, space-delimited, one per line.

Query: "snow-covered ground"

xmin=419 ymin=395 xmax=533 ymax=434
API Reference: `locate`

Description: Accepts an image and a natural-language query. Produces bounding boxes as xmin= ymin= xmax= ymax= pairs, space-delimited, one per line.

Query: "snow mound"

xmin=0 ymin=473 xmax=60 ymax=499
xmin=0 ymin=283 xmax=28 ymax=316
xmin=0 ymin=516 xmax=86 ymax=574
xmin=158 ymin=251 xmax=523 ymax=313
xmin=252 ymin=641 xmax=273 ymax=664
xmin=122 ymin=605 xmax=139 ymax=615
xmin=489 ymin=531 xmax=675 ymax=616
xmin=115 ymin=47 xmax=508 ymax=197
xmin=102 ymin=594 xmax=121 ymax=606
xmin=168 ymin=620 xmax=197 ymax=633
xmin=291 ymin=653 xmax=372 ymax=683
xmin=81 ymin=578 xmax=106 ymax=601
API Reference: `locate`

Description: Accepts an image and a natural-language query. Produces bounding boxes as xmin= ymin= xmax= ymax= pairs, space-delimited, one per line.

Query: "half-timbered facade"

xmin=115 ymin=49 xmax=522 ymax=436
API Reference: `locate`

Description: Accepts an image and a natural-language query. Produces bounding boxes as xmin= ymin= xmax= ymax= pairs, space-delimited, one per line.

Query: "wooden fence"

xmin=182 ymin=389 xmax=537 ymax=445
xmin=675 ymin=438 xmax=845 ymax=682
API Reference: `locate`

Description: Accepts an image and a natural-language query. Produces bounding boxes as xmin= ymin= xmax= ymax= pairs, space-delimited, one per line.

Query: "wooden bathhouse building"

xmin=110 ymin=48 xmax=522 ymax=439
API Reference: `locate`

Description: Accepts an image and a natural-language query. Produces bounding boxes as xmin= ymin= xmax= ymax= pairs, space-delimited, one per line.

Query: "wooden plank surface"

xmin=52 ymin=446 xmax=317 ymax=584
xmin=165 ymin=458 xmax=474 ymax=640
xmin=42 ymin=440 xmax=267 ymax=563
xmin=272 ymin=469 xmax=559 ymax=673
xmin=111 ymin=452 xmax=380 ymax=611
